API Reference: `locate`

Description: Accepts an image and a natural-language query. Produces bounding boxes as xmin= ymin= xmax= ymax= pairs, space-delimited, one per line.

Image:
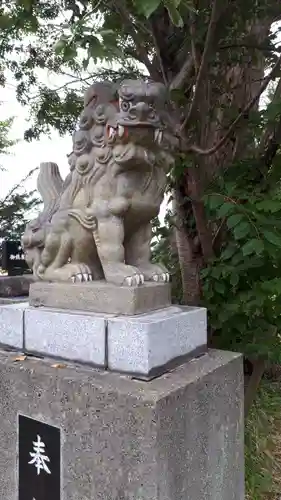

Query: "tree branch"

xmin=259 ymin=77 xmax=281 ymax=157
xmin=219 ymin=42 xmax=281 ymax=53
xmin=245 ymin=358 xmax=266 ymax=418
xmin=181 ymin=0 xmax=222 ymax=130
xmin=186 ymin=167 xmax=214 ymax=261
xmin=262 ymin=117 xmax=281 ymax=168
xmin=185 ymin=53 xmax=281 ymax=156
xmin=189 ymin=10 xmax=200 ymax=74
xmin=169 ymin=56 xmax=193 ymax=90
xmin=113 ymin=2 xmax=158 ymax=80
xmin=1 ymin=168 xmax=38 ymax=206
xmin=149 ymin=20 xmax=168 ymax=85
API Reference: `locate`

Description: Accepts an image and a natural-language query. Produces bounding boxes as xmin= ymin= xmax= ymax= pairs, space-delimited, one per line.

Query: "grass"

xmin=245 ymin=379 xmax=281 ymax=499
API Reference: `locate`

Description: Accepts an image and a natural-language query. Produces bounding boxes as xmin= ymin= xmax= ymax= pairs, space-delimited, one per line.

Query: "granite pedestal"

xmin=0 ymin=300 xmax=207 ymax=378
xmin=0 ymin=348 xmax=244 ymax=500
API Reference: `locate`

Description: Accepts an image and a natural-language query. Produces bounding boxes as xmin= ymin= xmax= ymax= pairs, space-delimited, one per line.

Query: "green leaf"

xmin=263 ymin=230 xmax=281 ymax=248
xmin=164 ymin=0 xmax=184 ymax=26
xmin=211 ymin=266 xmax=223 ymax=279
xmin=207 ymin=194 xmax=223 ymax=210
xmin=17 ymin=0 xmax=33 ymax=11
xmin=133 ymin=0 xmax=161 ymax=18
xmin=53 ymin=39 xmax=67 ymax=54
xmin=200 ymin=268 xmax=210 ymax=278
xmin=242 ymin=239 xmax=264 ymax=256
xmin=98 ymin=29 xmax=116 ymax=36
xmin=214 ymin=281 xmax=226 ymax=295
xmin=181 ymin=0 xmax=198 ymax=13
xmin=221 ymin=245 xmax=237 ymax=260
xmin=227 ymin=213 xmax=244 ymax=229
xmin=63 ymin=44 xmax=77 ymax=61
xmin=230 ymin=274 xmax=239 ymax=286
xmin=233 ymin=221 xmax=251 ymax=240
xmin=256 ymin=200 xmax=281 ymax=213
xmin=0 ymin=14 xmax=13 ymax=29
xmin=217 ymin=202 xmax=234 ymax=218
xmin=231 ymin=252 xmax=244 ymax=265
xmin=28 ymin=14 xmax=39 ymax=32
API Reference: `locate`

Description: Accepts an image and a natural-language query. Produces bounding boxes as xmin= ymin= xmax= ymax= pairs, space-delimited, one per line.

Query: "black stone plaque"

xmin=18 ymin=415 xmax=61 ymax=500
xmin=1 ymin=240 xmax=30 ymax=276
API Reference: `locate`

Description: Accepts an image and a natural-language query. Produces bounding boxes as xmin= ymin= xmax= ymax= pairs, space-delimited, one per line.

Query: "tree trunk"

xmin=175 ymin=225 xmax=201 ymax=305
xmin=244 ymin=358 xmax=266 ymax=418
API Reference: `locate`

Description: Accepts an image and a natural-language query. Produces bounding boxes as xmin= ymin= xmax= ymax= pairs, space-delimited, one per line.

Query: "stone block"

xmin=29 ymin=280 xmax=171 ymax=315
xmin=24 ymin=307 xmax=106 ymax=366
xmin=0 ymin=297 xmax=28 ymax=305
xmin=0 ymin=302 xmax=27 ymax=349
xmin=0 ymin=275 xmax=34 ymax=297
xmin=107 ymin=305 xmax=207 ymax=377
xmin=0 ymin=349 xmax=244 ymax=500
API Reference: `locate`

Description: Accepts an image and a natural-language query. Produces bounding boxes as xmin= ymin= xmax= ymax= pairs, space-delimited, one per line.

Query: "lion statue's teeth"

xmin=118 ymin=125 xmax=125 ymax=137
xmin=154 ymin=129 xmax=163 ymax=144
xmin=108 ymin=126 xmax=116 ymax=139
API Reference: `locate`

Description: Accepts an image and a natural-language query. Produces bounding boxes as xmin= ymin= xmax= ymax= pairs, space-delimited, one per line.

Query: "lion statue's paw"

xmin=132 ymin=263 xmax=170 ymax=283
xmin=124 ymin=274 xmax=145 ymax=286
xmin=152 ymin=272 xmax=170 ymax=283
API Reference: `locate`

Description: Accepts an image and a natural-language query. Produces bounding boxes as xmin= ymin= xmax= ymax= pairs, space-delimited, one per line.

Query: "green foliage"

xmin=0 ymin=117 xmax=16 ymax=162
xmin=133 ymin=0 xmax=162 ymax=18
xmin=0 ymin=114 xmax=40 ymax=241
xmin=151 ymin=210 xmax=183 ymax=303
xmin=1 ymin=0 xmax=280 ymax=139
xmin=202 ymin=149 xmax=281 ymax=362
xmin=0 ymin=189 xmax=40 ymax=240
xmin=245 ymin=379 xmax=281 ymax=498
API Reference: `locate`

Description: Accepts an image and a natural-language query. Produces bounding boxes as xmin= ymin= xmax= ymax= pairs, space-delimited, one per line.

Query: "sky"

xmin=0 ymin=83 xmax=70 ymax=199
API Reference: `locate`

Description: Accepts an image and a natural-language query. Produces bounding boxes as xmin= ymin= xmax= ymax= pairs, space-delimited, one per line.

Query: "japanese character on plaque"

xmin=18 ymin=415 xmax=60 ymax=500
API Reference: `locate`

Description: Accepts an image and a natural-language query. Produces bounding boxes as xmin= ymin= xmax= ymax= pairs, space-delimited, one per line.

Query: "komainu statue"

xmin=22 ymin=79 xmax=179 ymax=286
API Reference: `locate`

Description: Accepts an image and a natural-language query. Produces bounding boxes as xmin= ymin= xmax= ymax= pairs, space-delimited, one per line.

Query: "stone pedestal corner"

xmin=0 ymin=302 xmax=28 ymax=350
xmin=107 ymin=305 xmax=207 ymax=377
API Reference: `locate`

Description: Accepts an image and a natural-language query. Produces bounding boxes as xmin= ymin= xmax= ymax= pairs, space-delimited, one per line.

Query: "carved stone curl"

xmin=22 ymin=80 xmax=179 ymax=286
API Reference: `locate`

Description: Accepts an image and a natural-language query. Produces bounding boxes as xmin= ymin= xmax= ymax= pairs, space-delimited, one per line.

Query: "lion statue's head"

xmin=68 ymin=79 xmax=179 ymax=180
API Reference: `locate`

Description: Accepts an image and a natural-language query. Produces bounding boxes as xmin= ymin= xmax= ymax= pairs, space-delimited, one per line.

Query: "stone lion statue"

xmin=22 ymin=79 xmax=179 ymax=286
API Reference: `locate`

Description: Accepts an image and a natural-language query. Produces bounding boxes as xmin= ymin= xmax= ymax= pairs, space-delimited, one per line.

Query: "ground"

xmin=246 ymin=379 xmax=281 ymax=499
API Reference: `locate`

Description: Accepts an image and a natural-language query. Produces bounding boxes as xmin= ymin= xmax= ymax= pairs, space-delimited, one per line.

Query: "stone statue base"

xmin=0 ymin=301 xmax=206 ymax=379
xmin=29 ymin=281 xmax=171 ymax=316
xmin=0 ymin=348 xmax=244 ymax=499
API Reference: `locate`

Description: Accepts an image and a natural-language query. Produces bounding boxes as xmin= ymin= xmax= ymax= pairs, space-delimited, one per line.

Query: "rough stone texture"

xmin=0 ymin=302 xmax=27 ymax=349
xmin=108 ymin=305 xmax=207 ymax=377
xmin=0 ymin=275 xmax=34 ymax=297
xmin=25 ymin=306 xmax=106 ymax=366
xmin=0 ymin=349 xmax=244 ymax=500
xmin=29 ymin=281 xmax=171 ymax=315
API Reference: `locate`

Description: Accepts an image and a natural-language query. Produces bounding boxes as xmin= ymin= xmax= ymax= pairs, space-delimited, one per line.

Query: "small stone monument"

xmin=0 ymin=80 xmax=244 ymax=499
